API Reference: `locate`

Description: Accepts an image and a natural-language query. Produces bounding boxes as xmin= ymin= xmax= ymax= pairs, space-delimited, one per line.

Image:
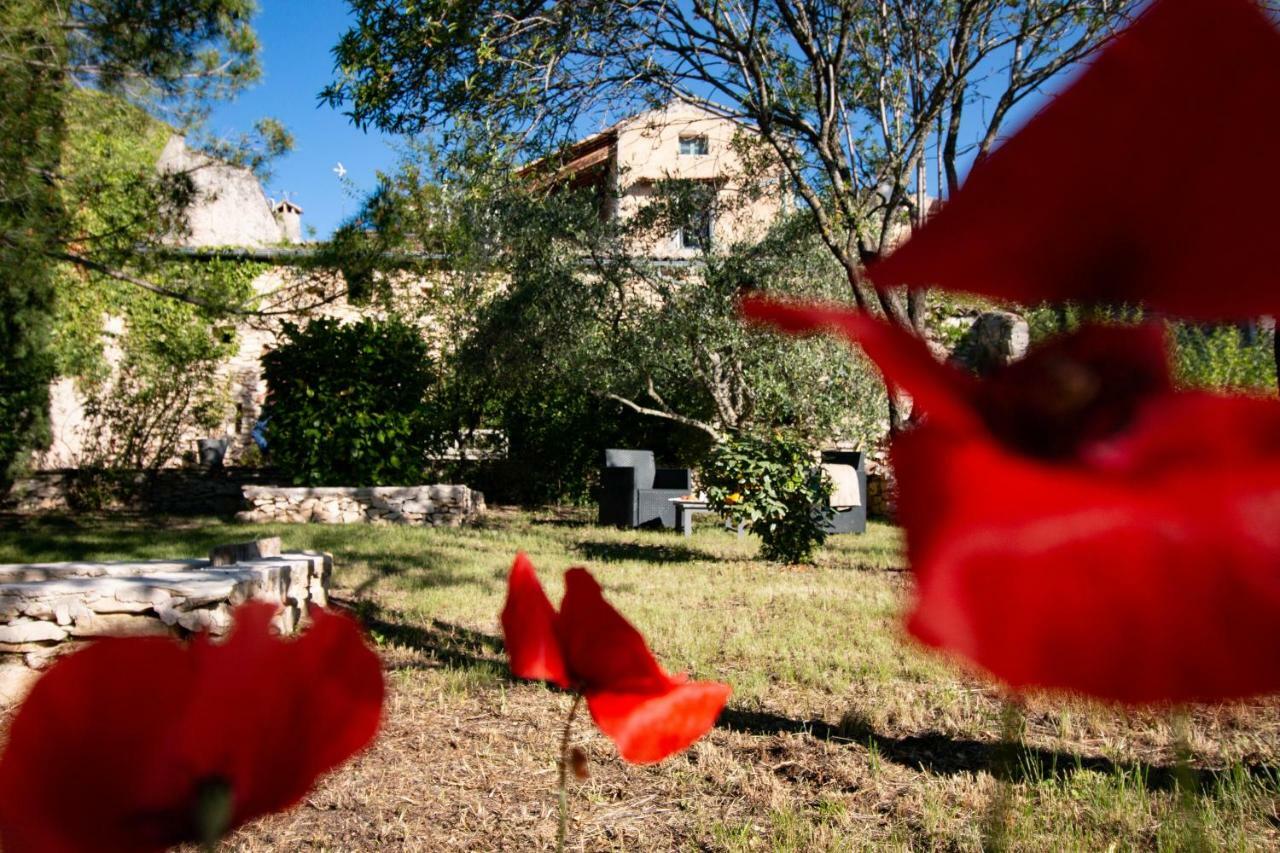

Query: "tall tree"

xmin=325 ymin=0 xmax=1135 ymax=429
xmin=0 ymin=0 xmax=263 ymax=484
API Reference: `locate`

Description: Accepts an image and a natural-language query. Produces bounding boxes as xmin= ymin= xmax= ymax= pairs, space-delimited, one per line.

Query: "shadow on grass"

xmin=347 ymin=547 xmax=504 ymax=599
xmin=338 ymin=595 xmax=514 ymax=680
xmin=574 ymin=539 xmax=717 ymax=565
xmin=0 ymin=515 xmax=240 ymax=562
xmin=718 ymin=708 xmax=1280 ymax=793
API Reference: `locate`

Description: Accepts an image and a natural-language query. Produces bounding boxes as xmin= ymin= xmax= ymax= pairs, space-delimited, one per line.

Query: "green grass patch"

xmin=3 ymin=510 xmax=1277 ymax=850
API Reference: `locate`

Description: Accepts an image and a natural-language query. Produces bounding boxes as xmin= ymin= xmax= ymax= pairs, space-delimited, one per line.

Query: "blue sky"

xmin=207 ymin=2 xmax=1073 ymax=239
xmin=204 ymin=0 xmax=403 ymax=239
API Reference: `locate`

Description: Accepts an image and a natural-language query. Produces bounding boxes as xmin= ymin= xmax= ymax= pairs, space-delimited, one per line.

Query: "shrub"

xmin=262 ymin=318 xmax=439 ymax=485
xmin=1173 ymin=323 xmax=1276 ymax=392
xmin=704 ymin=432 xmax=831 ymax=564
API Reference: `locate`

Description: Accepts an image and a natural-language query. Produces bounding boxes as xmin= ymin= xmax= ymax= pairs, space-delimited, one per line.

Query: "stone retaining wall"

xmin=237 ymin=484 xmax=485 ymax=526
xmin=866 ymin=473 xmax=896 ymax=521
xmin=0 ymin=546 xmax=331 ymax=706
xmin=4 ymin=468 xmax=275 ymax=516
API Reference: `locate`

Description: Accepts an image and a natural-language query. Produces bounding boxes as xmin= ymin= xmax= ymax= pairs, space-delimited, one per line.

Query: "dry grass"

xmin=2 ymin=509 xmax=1278 ymax=850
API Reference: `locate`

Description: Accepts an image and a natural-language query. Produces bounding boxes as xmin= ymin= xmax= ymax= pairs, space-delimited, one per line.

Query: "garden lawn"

xmin=1 ymin=509 xmax=1277 ymax=850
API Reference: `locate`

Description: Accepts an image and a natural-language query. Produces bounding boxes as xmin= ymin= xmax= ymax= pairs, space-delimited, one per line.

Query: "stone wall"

xmin=237 ymin=484 xmax=486 ymax=526
xmin=4 ymin=468 xmax=276 ymax=516
xmin=866 ymin=473 xmax=897 ymax=522
xmin=0 ymin=543 xmax=331 ymax=705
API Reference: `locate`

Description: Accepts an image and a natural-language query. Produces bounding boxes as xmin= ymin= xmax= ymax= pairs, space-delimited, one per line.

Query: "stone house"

xmin=524 ymin=101 xmax=789 ymax=256
xmin=36 ymin=105 xmax=791 ymax=473
xmin=38 ymin=136 xmax=334 ymax=470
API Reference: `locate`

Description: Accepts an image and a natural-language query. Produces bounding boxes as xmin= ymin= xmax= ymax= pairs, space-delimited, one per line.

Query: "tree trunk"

xmin=885 ymin=386 xmax=910 ymax=437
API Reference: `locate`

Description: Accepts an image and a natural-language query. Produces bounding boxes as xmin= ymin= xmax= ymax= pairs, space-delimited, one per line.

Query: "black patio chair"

xmin=819 ymin=449 xmax=867 ymax=535
xmin=598 ymin=449 xmax=692 ymax=529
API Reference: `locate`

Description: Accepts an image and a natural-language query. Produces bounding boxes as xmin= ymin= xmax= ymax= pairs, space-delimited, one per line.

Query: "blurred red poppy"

xmin=501 ymin=554 xmax=731 ymax=762
xmin=868 ymin=0 xmax=1280 ymax=321
xmin=743 ymin=295 xmax=1280 ymax=704
xmin=0 ymin=602 xmax=384 ymax=853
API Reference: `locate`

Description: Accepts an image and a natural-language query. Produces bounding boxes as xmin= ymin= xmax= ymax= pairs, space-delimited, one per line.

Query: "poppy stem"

xmin=556 ymin=694 xmax=582 ymax=853
xmin=981 ymin=697 xmax=1025 ymax=851
xmin=1171 ymin=709 xmax=1208 ymax=847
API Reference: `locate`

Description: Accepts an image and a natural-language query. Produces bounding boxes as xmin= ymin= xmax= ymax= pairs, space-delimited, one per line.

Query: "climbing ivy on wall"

xmin=0 ymin=0 xmax=266 ymax=485
xmin=49 ymin=91 xmax=269 ymax=470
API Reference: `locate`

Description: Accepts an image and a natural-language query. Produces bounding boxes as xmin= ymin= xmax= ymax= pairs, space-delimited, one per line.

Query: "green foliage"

xmin=76 ymin=291 xmax=243 ymax=470
xmin=1173 ymin=324 xmax=1276 ymax=393
xmin=0 ymin=3 xmax=64 ymax=486
xmin=322 ymin=135 xmax=889 ymax=502
xmin=262 ymin=318 xmax=440 ymax=486
xmin=52 ymin=0 xmax=260 ymax=116
xmin=50 ymin=90 xmax=264 ymax=470
xmin=455 ymin=380 xmax=704 ymax=506
xmin=704 ymin=432 xmax=832 ymax=564
xmin=0 ymin=0 xmax=267 ymax=486
xmin=1025 ymin=303 xmax=1278 ymax=394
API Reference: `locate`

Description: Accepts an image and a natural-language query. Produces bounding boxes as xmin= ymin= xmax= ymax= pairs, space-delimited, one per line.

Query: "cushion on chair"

xmin=822 ymin=463 xmax=862 ymax=507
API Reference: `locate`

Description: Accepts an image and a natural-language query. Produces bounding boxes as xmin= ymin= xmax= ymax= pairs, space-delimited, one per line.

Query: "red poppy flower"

xmin=501 ymin=554 xmax=731 ymax=762
xmin=868 ymin=0 xmax=1280 ymax=321
xmin=0 ymin=602 xmax=384 ymax=853
xmin=743 ymin=295 xmax=1280 ymax=704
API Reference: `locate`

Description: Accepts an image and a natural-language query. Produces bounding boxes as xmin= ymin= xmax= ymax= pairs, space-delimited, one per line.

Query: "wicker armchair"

xmin=598 ymin=449 xmax=692 ymax=529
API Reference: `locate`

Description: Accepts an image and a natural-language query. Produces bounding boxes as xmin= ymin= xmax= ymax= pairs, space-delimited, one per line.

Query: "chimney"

xmin=272 ymin=199 xmax=304 ymax=244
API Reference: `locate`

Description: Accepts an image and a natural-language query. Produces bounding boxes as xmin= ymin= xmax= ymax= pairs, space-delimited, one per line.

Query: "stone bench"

xmin=0 ymin=541 xmax=332 ymax=706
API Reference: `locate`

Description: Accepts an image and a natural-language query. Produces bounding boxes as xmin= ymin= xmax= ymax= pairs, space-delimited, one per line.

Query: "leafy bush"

xmin=1173 ymin=323 xmax=1276 ymax=392
xmin=437 ymin=378 xmax=706 ymax=506
xmin=704 ymin=432 xmax=831 ymax=564
xmin=262 ymin=318 xmax=439 ymax=486
xmin=1021 ymin=305 xmax=1278 ymax=394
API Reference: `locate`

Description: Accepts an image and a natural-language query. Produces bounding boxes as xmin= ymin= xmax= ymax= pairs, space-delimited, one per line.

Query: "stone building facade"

xmin=36 ymin=105 xmax=792 ymax=473
xmin=525 ymin=101 xmax=789 ymax=256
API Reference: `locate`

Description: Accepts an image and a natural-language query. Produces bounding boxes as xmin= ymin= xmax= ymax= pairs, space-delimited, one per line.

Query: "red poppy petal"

xmin=144 ymin=603 xmax=384 ymax=831
xmin=1088 ymin=392 xmax=1280 ymax=475
xmin=972 ymin=323 xmax=1171 ymax=460
xmin=869 ymin=0 xmax=1280 ymax=320
xmin=556 ymin=567 xmax=668 ymax=693
xmin=585 ymin=680 xmax=731 ymax=764
xmin=0 ymin=638 xmax=195 ymax=853
xmin=898 ymin=424 xmax=1280 ymax=704
xmin=740 ymin=294 xmax=977 ymax=427
xmin=500 ymin=553 xmax=569 ymax=687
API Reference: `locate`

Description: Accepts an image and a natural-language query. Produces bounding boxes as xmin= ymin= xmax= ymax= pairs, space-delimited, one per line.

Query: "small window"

xmin=680 ymin=210 xmax=712 ymax=250
xmin=678 ymin=134 xmax=709 ymax=156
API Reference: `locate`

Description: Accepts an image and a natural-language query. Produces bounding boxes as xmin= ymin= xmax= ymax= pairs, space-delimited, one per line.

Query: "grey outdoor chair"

xmin=598 ymin=449 xmax=693 ymax=529
xmin=818 ymin=449 xmax=868 ymax=535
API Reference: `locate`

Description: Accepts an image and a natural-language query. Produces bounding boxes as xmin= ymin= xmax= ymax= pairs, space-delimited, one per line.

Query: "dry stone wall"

xmin=0 ymin=541 xmax=332 ymax=706
xmin=5 ymin=468 xmax=273 ymax=515
xmin=866 ymin=473 xmax=896 ymax=521
xmin=237 ymin=484 xmax=485 ymax=526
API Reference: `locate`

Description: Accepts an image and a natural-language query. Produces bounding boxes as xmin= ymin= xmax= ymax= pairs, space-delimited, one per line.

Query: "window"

xmin=678 ymin=134 xmax=709 ymax=156
xmin=680 ymin=209 xmax=712 ymax=250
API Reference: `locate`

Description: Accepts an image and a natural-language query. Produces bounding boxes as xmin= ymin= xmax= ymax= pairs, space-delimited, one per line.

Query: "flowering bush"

xmin=703 ymin=432 xmax=832 ymax=564
xmin=0 ymin=603 xmax=384 ymax=852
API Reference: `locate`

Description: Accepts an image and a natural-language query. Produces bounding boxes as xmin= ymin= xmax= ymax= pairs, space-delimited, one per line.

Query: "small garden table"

xmin=669 ymin=497 xmax=711 ymax=536
xmin=669 ymin=497 xmax=745 ymax=538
